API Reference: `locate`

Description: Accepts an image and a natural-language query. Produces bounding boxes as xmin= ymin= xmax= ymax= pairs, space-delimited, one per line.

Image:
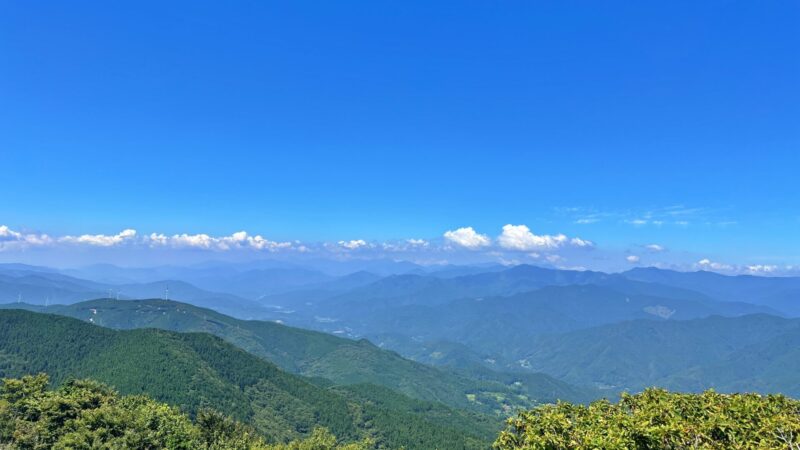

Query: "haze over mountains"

xmin=2 ymin=260 xmax=799 ymax=401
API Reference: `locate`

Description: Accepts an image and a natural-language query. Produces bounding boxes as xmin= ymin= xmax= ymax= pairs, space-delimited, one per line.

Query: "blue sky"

xmin=1 ymin=1 xmax=798 ymax=271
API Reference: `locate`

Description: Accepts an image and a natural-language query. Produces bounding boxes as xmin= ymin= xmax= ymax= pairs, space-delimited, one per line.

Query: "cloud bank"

xmin=0 ymin=224 xmax=795 ymax=277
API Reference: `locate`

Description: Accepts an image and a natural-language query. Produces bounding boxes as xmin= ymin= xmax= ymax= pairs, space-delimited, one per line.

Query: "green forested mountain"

xmin=0 ymin=309 xmax=494 ymax=449
xmin=521 ymin=314 xmax=800 ymax=395
xmin=300 ymin=282 xmax=773 ymax=372
xmin=2 ymin=298 xmax=593 ymax=414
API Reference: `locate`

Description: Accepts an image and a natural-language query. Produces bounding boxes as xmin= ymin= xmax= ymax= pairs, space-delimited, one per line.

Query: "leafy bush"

xmin=0 ymin=374 xmax=369 ymax=450
xmin=494 ymin=388 xmax=800 ymax=450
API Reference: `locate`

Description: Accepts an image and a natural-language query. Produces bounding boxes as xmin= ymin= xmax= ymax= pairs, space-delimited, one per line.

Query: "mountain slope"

xmin=623 ymin=267 xmax=800 ymax=315
xmin=2 ymin=298 xmax=595 ymax=413
xmin=0 ymin=267 xmax=266 ymax=318
xmin=521 ymin=314 xmax=800 ymax=394
xmin=0 ymin=309 xmax=495 ymax=449
xmin=0 ymin=309 xmax=360 ymax=442
xmin=302 ymin=283 xmax=774 ymax=368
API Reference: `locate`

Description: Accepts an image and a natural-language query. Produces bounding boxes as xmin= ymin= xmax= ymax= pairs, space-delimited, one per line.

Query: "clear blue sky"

xmin=1 ymin=1 xmax=798 ymax=269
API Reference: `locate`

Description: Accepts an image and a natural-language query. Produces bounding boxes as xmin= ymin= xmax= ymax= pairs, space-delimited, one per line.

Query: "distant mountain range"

xmin=2 ymin=260 xmax=799 ymax=402
xmin=523 ymin=314 xmax=800 ymax=394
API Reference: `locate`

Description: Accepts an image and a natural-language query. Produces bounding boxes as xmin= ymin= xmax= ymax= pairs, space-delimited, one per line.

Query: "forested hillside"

xmin=522 ymin=314 xmax=800 ymax=395
xmin=1 ymin=298 xmax=593 ymax=413
xmin=0 ymin=310 xmax=494 ymax=449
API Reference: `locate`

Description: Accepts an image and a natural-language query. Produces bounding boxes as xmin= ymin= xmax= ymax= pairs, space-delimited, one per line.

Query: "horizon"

xmin=0 ymin=257 xmax=794 ymax=281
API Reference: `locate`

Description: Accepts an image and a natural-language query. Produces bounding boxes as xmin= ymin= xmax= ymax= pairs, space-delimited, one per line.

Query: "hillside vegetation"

xmin=0 ymin=374 xmax=368 ymax=450
xmin=2 ymin=298 xmax=593 ymax=413
xmin=495 ymin=389 xmax=800 ymax=449
xmin=521 ymin=314 xmax=800 ymax=395
xmin=0 ymin=309 xmax=493 ymax=449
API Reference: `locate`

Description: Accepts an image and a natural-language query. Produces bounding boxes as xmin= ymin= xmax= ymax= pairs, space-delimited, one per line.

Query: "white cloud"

xmin=626 ymin=255 xmax=640 ymax=263
xmin=0 ymin=225 xmax=53 ymax=250
xmin=497 ymin=224 xmax=590 ymax=251
xmin=498 ymin=224 xmax=566 ymax=250
xmin=147 ymin=233 xmax=169 ymax=246
xmin=338 ymin=239 xmax=369 ymax=250
xmin=644 ymin=244 xmax=665 ymax=252
xmin=746 ymin=264 xmax=779 ymax=274
xmin=381 ymin=238 xmax=430 ymax=252
xmin=0 ymin=226 xmax=21 ymax=240
xmin=60 ymin=229 xmax=137 ymax=247
xmin=406 ymin=238 xmax=429 ymax=247
xmin=570 ymin=237 xmax=594 ymax=248
xmin=443 ymin=227 xmax=491 ymax=249
xmin=166 ymin=233 xmax=215 ymax=249
xmin=247 ymin=234 xmax=292 ymax=251
xmin=696 ymin=258 xmax=733 ymax=271
xmin=146 ymin=231 xmax=291 ymax=251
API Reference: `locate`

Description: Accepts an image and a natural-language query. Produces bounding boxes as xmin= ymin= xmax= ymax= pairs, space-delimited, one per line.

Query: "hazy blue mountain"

xmin=61 ymin=263 xmax=173 ymax=284
xmin=623 ymin=267 xmax=800 ymax=315
xmin=424 ymin=264 xmax=508 ymax=279
xmin=62 ymin=262 xmax=334 ymax=298
xmin=304 ymin=270 xmax=383 ymax=291
xmin=294 ymin=281 xmax=775 ymax=368
xmin=61 ymin=261 xmax=391 ymax=301
xmin=187 ymin=268 xmax=333 ymax=299
xmin=295 ymin=258 xmax=425 ymax=276
xmin=253 ymin=271 xmax=385 ymax=312
xmin=522 ymin=314 xmax=800 ymax=395
xmin=298 ymin=265 xmax=797 ymax=319
xmin=0 ymin=263 xmax=61 ymax=275
xmin=0 ymin=272 xmax=107 ymax=305
xmin=321 ymin=265 xmax=611 ymax=308
xmin=0 ymin=269 xmax=266 ymax=318
xmin=301 ymin=264 xmax=762 ymax=313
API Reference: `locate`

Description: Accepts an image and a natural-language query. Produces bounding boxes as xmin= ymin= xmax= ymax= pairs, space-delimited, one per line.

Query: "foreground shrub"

xmin=495 ymin=388 xmax=800 ymax=450
xmin=0 ymin=374 xmax=370 ymax=450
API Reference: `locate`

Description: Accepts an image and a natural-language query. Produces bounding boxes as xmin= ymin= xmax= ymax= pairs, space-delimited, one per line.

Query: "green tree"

xmin=264 ymin=428 xmax=372 ymax=450
xmin=495 ymin=388 xmax=800 ymax=450
xmin=0 ymin=374 xmax=374 ymax=450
